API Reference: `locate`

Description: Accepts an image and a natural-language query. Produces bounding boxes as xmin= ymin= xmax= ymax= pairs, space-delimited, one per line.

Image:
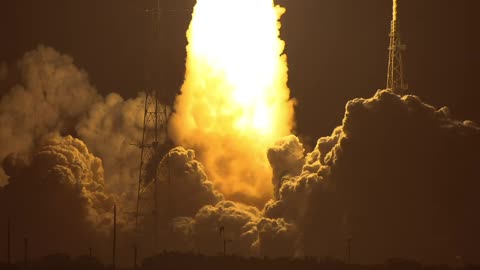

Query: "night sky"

xmin=1 ymin=0 xmax=478 ymax=144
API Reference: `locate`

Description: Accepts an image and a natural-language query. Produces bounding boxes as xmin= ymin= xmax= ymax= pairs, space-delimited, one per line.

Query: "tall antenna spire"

xmin=386 ymin=0 xmax=408 ymax=94
xmin=134 ymin=0 xmax=190 ymax=256
xmin=134 ymin=0 xmax=171 ymax=254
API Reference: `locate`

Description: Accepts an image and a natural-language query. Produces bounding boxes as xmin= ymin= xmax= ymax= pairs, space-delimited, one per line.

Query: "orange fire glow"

xmin=170 ymin=0 xmax=295 ymax=205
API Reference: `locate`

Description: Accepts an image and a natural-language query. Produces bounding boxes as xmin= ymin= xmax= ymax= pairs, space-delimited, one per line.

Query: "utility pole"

xmin=134 ymin=0 xmax=170 ymax=254
xmin=219 ymin=225 xmax=232 ymax=256
xmin=134 ymin=0 xmax=190 ymax=255
xmin=386 ymin=0 xmax=408 ymax=94
xmin=7 ymin=220 xmax=11 ymax=265
xmin=113 ymin=204 xmax=117 ymax=270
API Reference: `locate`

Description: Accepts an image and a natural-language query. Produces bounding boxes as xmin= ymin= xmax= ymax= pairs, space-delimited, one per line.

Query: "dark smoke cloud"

xmin=76 ymin=92 xmax=147 ymax=212
xmin=0 ymin=46 xmax=245 ymax=260
xmin=255 ymin=217 xmax=299 ymax=258
xmin=155 ymin=147 xmax=223 ymax=217
xmin=0 ymin=46 xmax=160 ymax=261
xmin=0 ymin=135 xmax=114 ymax=258
xmin=0 ymin=46 xmax=100 ymax=185
xmin=150 ymin=148 xmax=297 ymax=258
xmin=267 ymin=135 xmax=305 ymax=198
xmin=2 ymin=46 xmax=480 ymax=265
xmin=266 ymin=90 xmax=480 ymax=264
xmin=0 ymin=45 xmax=166 ymax=216
xmin=172 ymin=201 xmax=260 ymax=256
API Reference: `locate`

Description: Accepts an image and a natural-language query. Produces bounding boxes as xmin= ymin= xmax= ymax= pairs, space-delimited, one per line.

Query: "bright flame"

xmin=170 ymin=0 xmax=295 ymax=206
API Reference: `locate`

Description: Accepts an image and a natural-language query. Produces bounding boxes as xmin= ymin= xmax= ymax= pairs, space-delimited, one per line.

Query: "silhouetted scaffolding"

xmin=386 ymin=0 xmax=408 ymax=94
xmin=134 ymin=0 xmax=172 ymax=254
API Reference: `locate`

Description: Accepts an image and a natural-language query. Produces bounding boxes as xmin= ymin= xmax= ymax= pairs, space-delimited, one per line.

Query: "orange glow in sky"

xmin=170 ymin=0 xmax=295 ymax=205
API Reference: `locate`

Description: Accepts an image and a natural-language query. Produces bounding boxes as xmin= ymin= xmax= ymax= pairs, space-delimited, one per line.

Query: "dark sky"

xmin=0 ymin=0 xmax=478 ymax=143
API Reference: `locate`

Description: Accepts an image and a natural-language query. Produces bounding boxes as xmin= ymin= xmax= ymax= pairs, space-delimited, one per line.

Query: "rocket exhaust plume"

xmin=171 ymin=0 xmax=295 ymax=205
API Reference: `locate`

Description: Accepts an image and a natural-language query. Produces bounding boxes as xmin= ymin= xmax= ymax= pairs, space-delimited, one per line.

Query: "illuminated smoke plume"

xmin=267 ymin=135 xmax=305 ymax=198
xmin=168 ymin=199 xmax=298 ymax=257
xmin=0 ymin=46 xmax=100 ymax=185
xmin=142 ymin=147 xmax=296 ymax=258
xmin=0 ymin=135 xmax=114 ymax=258
xmin=0 ymin=46 xmax=162 ymax=262
xmin=170 ymin=0 xmax=295 ymax=206
xmin=76 ymin=93 xmax=147 ymax=212
xmin=154 ymin=146 xmax=224 ymax=218
xmin=174 ymin=201 xmax=260 ymax=255
xmin=2 ymin=16 xmax=479 ymax=265
xmin=0 ymin=46 xmax=164 ymax=215
xmin=266 ymin=90 xmax=480 ymax=264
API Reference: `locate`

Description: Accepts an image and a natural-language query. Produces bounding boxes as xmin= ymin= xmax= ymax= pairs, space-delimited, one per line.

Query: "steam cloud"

xmin=0 ymin=46 xmax=294 ymax=261
xmin=0 ymin=46 xmax=100 ymax=185
xmin=265 ymin=90 xmax=480 ymax=264
xmin=0 ymin=46 xmax=161 ymax=214
xmin=0 ymin=46 xmax=155 ymax=261
xmin=1 ymin=46 xmax=479 ymax=264
xmin=155 ymin=146 xmax=223 ymax=218
xmin=1 ymin=135 xmax=113 ymax=258
xmin=76 ymin=92 xmax=146 ymax=212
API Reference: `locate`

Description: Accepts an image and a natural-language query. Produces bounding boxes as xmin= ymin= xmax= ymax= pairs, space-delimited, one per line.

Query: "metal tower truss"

xmin=387 ymin=0 xmax=408 ymax=94
xmin=133 ymin=0 xmax=190 ymax=254
xmin=132 ymin=0 xmax=169 ymax=254
xmin=135 ymin=89 xmax=171 ymax=251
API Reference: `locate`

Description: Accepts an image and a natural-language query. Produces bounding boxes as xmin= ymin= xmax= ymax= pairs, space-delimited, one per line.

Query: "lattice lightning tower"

xmin=386 ymin=0 xmax=408 ymax=94
xmin=134 ymin=0 xmax=172 ymax=253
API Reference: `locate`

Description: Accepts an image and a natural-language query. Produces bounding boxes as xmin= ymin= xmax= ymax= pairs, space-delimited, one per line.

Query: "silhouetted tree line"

xmin=1 ymin=252 xmax=479 ymax=270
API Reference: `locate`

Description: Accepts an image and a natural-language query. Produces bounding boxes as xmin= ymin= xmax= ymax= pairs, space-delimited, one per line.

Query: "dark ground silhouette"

xmin=1 ymin=252 xmax=479 ymax=270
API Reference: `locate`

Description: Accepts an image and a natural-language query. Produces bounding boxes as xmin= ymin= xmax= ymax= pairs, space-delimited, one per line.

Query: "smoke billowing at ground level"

xmin=0 ymin=45 xmax=479 ymax=265
xmin=0 ymin=0 xmax=479 ymax=266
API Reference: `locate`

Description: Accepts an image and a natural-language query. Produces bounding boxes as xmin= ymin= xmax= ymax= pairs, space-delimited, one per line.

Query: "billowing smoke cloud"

xmin=141 ymin=147 xmax=296 ymax=259
xmin=173 ymin=201 xmax=260 ymax=255
xmin=254 ymin=217 xmax=299 ymax=258
xmin=0 ymin=46 xmax=100 ymax=185
xmin=0 ymin=45 xmax=164 ymax=215
xmin=267 ymin=135 xmax=305 ymax=198
xmin=0 ymin=46 xmax=162 ymax=261
xmin=155 ymin=147 xmax=223 ymax=217
xmin=266 ymin=90 xmax=480 ymax=264
xmin=0 ymin=135 xmax=114 ymax=258
xmin=76 ymin=93 xmax=146 ymax=212
xmin=2 ymin=40 xmax=479 ymax=266
xmin=169 ymin=200 xmax=298 ymax=258
xmin=170 ymin=0 xmax=295 ymax=206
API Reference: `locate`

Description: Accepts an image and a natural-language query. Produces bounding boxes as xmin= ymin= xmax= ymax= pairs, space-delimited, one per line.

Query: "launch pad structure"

xmin=132 ymin=0 xmax=408 ymax=260
xmin=133 ymin=0 xmax=191 ymax=258
xmin=386 ymin=0 xmax=408 ymax=94
xmin=134 ymin=0 xmax=174 ymax=256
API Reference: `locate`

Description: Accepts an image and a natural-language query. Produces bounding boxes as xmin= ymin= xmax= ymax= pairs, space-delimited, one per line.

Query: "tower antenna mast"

xmin=134 ymin=0 xmax=171 ymax=253
xmin=386 ymin=0 xmax=408 ymax=94
xmin=134 ymin=0 xmax=190 ymax=256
